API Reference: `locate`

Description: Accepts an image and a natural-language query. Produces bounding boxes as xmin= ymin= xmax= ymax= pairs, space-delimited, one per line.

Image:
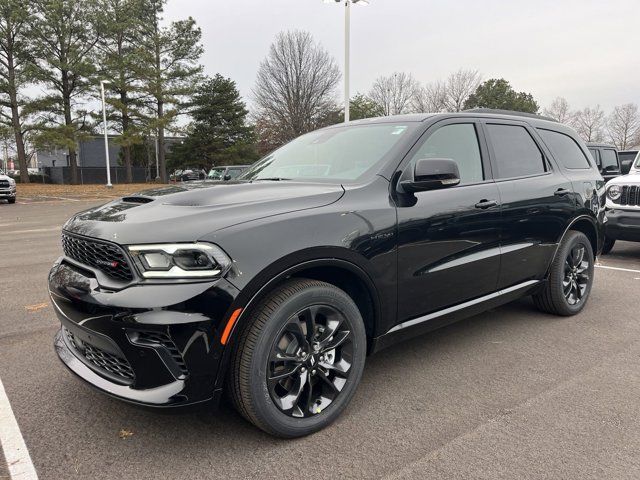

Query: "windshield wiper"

xmin=252 ymin=177 xmax=291 ymax=182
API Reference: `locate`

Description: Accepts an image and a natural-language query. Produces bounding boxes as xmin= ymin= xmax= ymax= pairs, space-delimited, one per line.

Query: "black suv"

xmin=50 ymin=112 xmax=605 ymax=437
xmin=587 ymin=143 xmax=622 ymax=181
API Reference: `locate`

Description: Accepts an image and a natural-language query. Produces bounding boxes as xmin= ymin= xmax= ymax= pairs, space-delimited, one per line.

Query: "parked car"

xmin=50 ymin=111 xmax=604 ymax=437
xmin=0 ymin=171 xmax=17 ymax=204
xmin=170 ymin=168 xmax=206 ymax=182
xmin=619 ymin=150 xmax=639 ymax=174
xmin=207 ymin=165 xmax=250 ymax=181
xmin=601 ymin=169 xmax=640 ymax=253
xmin=587 ymin=143 xmax=622 ymax=181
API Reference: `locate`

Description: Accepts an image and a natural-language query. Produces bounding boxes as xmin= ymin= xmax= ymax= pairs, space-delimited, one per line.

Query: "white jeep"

xmin=603 ymin=151 xmax=640 ymax=253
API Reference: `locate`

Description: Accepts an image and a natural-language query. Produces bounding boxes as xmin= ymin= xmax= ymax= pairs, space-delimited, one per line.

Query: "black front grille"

xmin=620 ymin=185 xmax=640 ymax=206
xmin=135 ymin=331 xmax=188 ymax=376
xmin=64 ymin=328 xmax=134 ymax=382
xmin=0 ymin=180 xmax=9 ymax=188
xmin=62 ymin=233 xmax=134 ymax=281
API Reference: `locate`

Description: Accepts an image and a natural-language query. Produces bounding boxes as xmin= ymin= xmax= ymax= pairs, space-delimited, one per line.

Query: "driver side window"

xmin=410 ymin=123 xmax=484 ymax=185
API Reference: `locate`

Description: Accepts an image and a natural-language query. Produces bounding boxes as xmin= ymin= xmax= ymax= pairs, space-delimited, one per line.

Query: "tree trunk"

xmin=5 ymin=34 xmax=29 ymax=183
xmin=62 ymin=70 xmax=78 ymax=184
xmin=158 ymin=99 xmax=166 ymax=183
xmin=123 ymin=145 xmax=132 ymax=183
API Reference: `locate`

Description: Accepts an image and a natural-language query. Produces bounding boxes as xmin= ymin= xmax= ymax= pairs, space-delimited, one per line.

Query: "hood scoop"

xmin=122 ymin=196 xmax=155 ymax=204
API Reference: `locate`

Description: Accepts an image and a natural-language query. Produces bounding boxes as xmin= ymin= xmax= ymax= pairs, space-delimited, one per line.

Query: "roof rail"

xmin=463 ymin=108 xmax=557 ymax=122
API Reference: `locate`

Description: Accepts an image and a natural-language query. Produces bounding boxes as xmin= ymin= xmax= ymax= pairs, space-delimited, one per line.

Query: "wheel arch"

xmin=545 ymin=215 xmax=599 ymax=278
xmin=214 ymin=251 xmax=384 ymax=388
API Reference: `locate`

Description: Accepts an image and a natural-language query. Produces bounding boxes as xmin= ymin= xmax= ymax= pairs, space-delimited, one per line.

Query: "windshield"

xmin=208 ymin=167 xmax=226 ymax=179
xmin=632 ymin=152 xmax=640 ymax=170
xmin=240 ymin=123 xmax=415 ymax=182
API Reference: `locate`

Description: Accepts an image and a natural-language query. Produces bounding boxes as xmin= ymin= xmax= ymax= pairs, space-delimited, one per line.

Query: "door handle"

xmin=475 ymin=199 xmax=499 ymax=209
xmin=554 ymin=188 xmax=571 ymax=197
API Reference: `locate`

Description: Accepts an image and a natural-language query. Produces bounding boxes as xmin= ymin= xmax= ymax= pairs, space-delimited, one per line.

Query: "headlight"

xmin=8 ymin=178 xmax=16 ymax=185
xmin=127 ymin=243 xmax=231 ymax=279
xmin=607 ymin=185 xmax=622 ymax=201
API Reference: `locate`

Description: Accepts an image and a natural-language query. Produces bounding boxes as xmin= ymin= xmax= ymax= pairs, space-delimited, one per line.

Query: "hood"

xmin=63 ymin=181 xmax=344 ymax=244
xmin=606 ymin=173 xmax=640 ymax=187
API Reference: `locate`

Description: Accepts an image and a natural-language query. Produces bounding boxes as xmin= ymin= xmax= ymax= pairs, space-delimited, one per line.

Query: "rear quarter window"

xmin=537 ymin=129 xmax=592 ymax=169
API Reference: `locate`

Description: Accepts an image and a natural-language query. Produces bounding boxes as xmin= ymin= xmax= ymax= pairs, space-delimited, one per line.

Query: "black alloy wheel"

xmin=533 ymin=230 xmax=594 ymax=316
xmin=229 ymin=278 xmax=366 ymax=438
xmin=563 ymin=244 xmax=590 ymax=306
xmin=267 ymin=304 xmax=353 ymax=418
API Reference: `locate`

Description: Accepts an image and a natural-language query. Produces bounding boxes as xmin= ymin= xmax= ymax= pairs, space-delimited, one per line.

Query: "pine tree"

xmin=31 ymin=0 xmax=100 ymax=184
xmin=137 ymin=0 xmax=203 ymax=182
xmin=95 ymin=0 xmax=149 ymax=183
xmin=0 ymin=0 xmax=36 ymax=183
xmin=170 ymin=75 xmax=257 ymax=168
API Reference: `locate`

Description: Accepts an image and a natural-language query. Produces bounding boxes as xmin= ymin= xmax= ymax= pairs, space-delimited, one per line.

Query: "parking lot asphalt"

xmin=1 ymin=199 xmax=640 ymax=480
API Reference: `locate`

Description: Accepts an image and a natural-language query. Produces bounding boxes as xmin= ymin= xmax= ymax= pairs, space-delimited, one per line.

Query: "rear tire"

xmin=229 ymin=278 xmax=366 ymax=438
xmin=601 ymin=237 xmax=615 ymax=255
xmin=533 ymin=231 xmax=594 ymax=316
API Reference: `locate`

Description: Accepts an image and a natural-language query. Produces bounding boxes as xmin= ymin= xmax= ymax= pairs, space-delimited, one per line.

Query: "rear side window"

xmin=486 ymin=124 xmax=546 ymax=179
xmin=227 ymin=168 xmax=243 ymax=179
xmin=601 ymin=149 xmax=619 ymax=171
xmin=411 ymin=123 xmax=484 ymax=185
xmin=537 ymin=129 xmax=591 ymax=169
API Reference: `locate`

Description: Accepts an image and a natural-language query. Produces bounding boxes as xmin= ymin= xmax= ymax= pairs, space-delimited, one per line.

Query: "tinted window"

xmin=411 ymin=123 xmax=483 ymax=184
xmin=487 ymin=124 xmax=546 ymax=179
xmin=588 ymin=148 xmax=600 ymax=165
xmin=538 ymin=129 xmax=591 ymax=169
xmin=227 ymin=168 xmax=243 ymax=179
xmin=601 ymin=149 xmax=619 ymax=171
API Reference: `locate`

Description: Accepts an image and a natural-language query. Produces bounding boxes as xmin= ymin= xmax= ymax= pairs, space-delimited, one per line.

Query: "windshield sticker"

xmin=391 ymin=126 xmax=408 ymax=135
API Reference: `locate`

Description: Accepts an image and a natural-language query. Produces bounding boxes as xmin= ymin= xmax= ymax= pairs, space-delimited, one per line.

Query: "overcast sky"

xmin=164 ymin=0 xmax=639 ymax=112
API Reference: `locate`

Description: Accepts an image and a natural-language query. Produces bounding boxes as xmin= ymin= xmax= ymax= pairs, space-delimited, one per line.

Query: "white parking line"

xmin=595 ymin=264 xmax=640 ymax=274
xmin=0 ymin=377 xmax=38 ymax=480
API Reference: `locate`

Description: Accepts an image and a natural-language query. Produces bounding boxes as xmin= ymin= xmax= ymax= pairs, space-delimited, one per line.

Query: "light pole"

xmin=324 ymin=0 xmax=369 ymax=123
xmin=100 ymin=80 xmax=113 ymax=188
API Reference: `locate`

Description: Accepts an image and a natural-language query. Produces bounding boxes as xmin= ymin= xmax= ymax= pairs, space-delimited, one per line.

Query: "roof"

xmin=586 ymin=142 xmax=616 ymax=148
xmin=348 ymin=109 xmax=561 ymax=126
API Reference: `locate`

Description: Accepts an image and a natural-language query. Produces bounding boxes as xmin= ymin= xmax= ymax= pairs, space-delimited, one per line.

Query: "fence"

xmin=43 ymin=166 xmax=153 ymax=185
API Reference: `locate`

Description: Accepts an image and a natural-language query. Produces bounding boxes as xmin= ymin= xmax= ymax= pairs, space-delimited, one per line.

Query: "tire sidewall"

xmin=552 ymin=232 xmax=595 ymax=315
xmin=248 ymin=284 xmax=367 ymax=437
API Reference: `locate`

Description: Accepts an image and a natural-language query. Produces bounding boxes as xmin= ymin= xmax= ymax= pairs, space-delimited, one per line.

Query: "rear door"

xmin=395 ymin=119 xmax=501 ymax=321
xmin=481 ymin=120 xmax=575 ymax=289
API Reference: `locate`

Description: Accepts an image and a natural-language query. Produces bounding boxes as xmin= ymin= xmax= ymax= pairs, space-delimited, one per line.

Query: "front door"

xmin=395 ymin=120 xmax=501 ymax=324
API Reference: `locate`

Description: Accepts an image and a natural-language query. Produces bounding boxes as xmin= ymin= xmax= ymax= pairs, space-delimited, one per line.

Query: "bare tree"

xmin=543 ymin=97 xmax=573 ymax=124
xmin=607 ymin=103 xmax=640 ymax=150
xmin=369 ymin=72 xmax=419 ymax=116
xmin=443 ymin=69 xmax=482 ymax=112
xmin=253 ymin=30 xmax=341 ymax=144
xmin=571 ymin=105 xmax=605 ymax=142
xmin=411 ymin=81 xmax=447 ymax=113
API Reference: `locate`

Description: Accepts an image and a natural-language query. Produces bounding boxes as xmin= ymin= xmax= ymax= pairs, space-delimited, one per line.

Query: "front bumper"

xmin=0 ymin=186 xmax=16 ymax=198
xmin=605 ymin=208 xmax=640 ymax=242
xmin=50 ymin=258 xmax=239 ymax=407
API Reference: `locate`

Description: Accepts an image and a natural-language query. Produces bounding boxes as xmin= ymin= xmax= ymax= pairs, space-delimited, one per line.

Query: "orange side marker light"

xmin=220 ymin=308 xmax=242 ymax=345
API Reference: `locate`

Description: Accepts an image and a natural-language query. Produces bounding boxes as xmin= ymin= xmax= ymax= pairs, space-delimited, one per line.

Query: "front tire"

xmin=7 ymin=197 xmax=15 ymax=204
xmin=533 ymin=231 xmax=594 ymax=316
xmin=229 ymin=278 xmax=367 ymax=438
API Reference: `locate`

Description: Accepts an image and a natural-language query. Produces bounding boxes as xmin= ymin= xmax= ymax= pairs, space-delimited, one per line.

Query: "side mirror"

xmin=399 ymin=158 xmax=461 ymax=193
xmin=223 ymin=174 xmax=231 ymax=181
